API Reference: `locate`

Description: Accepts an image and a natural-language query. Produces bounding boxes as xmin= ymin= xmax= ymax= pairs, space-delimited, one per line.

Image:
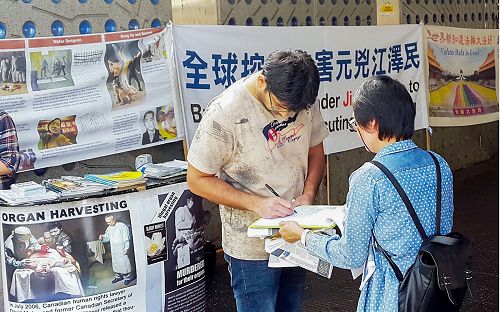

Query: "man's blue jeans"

xmin=224 ymin=253 xmax=306 ymax=312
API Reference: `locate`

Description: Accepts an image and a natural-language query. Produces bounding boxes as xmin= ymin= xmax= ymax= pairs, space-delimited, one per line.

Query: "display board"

xmin=0 ymin=183 xmax=205 ymax=312
xmin=173 ymin=24 xmax=428 ymax=154
xmin=425 ymin=25 xmax=499 ymax=126
xmin=0 ymin=27 xmax=184 ymax=171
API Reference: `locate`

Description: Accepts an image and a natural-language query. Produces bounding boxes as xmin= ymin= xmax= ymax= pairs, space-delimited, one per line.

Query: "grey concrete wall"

xmin=0 ymin=0 xmax=171 ymax=38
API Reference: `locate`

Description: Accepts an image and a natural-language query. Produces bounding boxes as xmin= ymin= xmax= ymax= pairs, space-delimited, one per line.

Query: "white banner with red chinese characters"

xmin=425 ymin=25 xmax=499 ymax=126
xmin=0 ymin=27 xmax=184 ymax=171
xmin=173 ymin=24 xmax=428 ymax=154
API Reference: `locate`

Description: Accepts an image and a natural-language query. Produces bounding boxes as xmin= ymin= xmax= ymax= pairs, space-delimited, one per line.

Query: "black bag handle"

xmin=370 ymin=151 xmax=442 ymax=282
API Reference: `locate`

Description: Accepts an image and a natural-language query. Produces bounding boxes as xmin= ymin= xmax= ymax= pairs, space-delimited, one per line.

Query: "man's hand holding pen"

xmin=256 ymin=184 xmax=314 ymax=218
xmin=252 ymin=183 xmax=297 ymax=218
xmin=254 ymin=196 xmax=294 ymax=218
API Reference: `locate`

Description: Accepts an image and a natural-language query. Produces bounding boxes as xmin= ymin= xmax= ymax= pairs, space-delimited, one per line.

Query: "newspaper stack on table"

xmin=10 ymin=181 xmax=47 ymax=197
xmin=0 ymin=182 xmax=60 ymax=205
xmin=140 ymin=160 xmax=188 ymax=179
xmin=247 ymin=205 xmax=346 ymax=278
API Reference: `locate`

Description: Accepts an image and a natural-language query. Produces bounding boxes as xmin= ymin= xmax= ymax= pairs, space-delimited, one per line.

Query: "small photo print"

xmin=105 ymin=40 xmax=145 ymax=109
xmin=144 ymin=222 xmax=167 ymax=265
xmin=37 ymin=116 xmax=78 ymax=150
xmin=0 ymin=52 xmax=28 ymax=96
xmin=30 ymin=50 xmax=75 ymax=91
xmin=156 ymin=105 xmax=177 ymax=140
xmin=140 ymin=34 xmax=166 ymax=62
xmin=141 ymin=109 xmax=162 ymax=145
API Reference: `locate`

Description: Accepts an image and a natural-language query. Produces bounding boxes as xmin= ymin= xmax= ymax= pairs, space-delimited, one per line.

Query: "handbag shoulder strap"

xmin=370 ymin=160 xmax=428 ymax=240
xmin=372 ymin=232 xmax=404 ymax=282
xmin=427 ymin=152 xmax=442 ymax=235
xmin=370 ymin=152 xmax=443 ymax=283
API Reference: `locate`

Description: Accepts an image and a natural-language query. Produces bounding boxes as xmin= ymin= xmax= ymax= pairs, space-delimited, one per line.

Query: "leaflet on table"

xmin=0 ymin=182 xmax=206 ymax=312
xmin=249 ymin=205 xmax=345 ymax=229
xmin=1 ymin=26 xmax=184 ymax=171
xmin=264 ymin=237 xmax=334 ymax=278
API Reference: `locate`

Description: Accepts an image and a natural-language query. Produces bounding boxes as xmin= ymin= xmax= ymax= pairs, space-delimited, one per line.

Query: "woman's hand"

xmin=278 ymin=221 xmax=304 ymax=243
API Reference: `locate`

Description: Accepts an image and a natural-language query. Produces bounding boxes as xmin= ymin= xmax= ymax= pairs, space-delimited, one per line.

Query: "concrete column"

xmin=172 ymin=0 xmax=219 ymax=25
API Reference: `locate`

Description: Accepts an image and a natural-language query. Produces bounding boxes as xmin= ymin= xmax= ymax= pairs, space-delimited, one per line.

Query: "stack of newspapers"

xmin=11 ymin=181 xmax=47 ymax=197
xmin=139 ymin=160 xmax=187 ymax=179
xmin=0 ymin=181 xmax=59 ymax=205
xmin=84 ymin=171 xmax=147 ymax=189
xmin=43 ymin=176 xmax=112 ymax=198
xmin=247 ymin=205 xmax=346 ymax=278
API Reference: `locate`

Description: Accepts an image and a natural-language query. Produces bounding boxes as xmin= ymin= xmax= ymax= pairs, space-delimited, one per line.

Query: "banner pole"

xmin=426 ymin=128 xmax=431 ymax=151
xmin=326 ymin=156 xmax=331 ymax=205
xmin=183 ymin=139 xmax=189 ymax=160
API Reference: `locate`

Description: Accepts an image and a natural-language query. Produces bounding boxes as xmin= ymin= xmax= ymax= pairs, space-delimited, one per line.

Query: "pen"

xmin=265 ymin=184 xmax=281 ymax=197
xmin=265 ymin=184 xmax=297 ymax=213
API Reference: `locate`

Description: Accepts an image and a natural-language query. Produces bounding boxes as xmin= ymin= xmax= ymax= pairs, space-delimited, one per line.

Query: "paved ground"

xmin=206 ymin=156 xmax=499 ymax=312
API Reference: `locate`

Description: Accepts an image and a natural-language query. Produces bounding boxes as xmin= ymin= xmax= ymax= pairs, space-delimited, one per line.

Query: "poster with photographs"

xmin=426 ymin=26 xmax=499 ymax=126
xmin=158 ymin=189 xmax=205 ymax=311
xmin=0 ymin=182 xmax=205 ymax=312
xmin=0 ymin=27 xmax=184 ymax=171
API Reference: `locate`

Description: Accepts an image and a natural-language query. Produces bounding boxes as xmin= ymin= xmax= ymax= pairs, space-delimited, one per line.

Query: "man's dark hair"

xmin=48 ymin=221 xmax=62 ymax=231
xmin=262 ymin=49 xmax=320 ymax=112
xmin=143 ymin=110 xmax=154 ymax=121
xmin=353 ymin=75 xmax=416 ymax=141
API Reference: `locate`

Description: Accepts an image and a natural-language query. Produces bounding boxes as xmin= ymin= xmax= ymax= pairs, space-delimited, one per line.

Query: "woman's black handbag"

xmin=371 ymin=152 xmax=473 ymax=312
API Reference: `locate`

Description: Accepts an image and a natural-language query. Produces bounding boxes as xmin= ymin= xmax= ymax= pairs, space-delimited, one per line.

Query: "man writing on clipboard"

xmin=187 ymin=49 xmax=328 ymax=312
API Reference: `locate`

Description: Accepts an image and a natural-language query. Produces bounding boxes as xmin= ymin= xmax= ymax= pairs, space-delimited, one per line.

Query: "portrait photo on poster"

xmin=37 ymin=116 xmax=78 ymax=150
xmin=30 ymin=50 xmax=74 ymax=91
xmin=141 ymin=109 xmax=162 ymax=145
xmin=104 ymin=40 xmax=145 ymax=110
xmin=2 ymin=209 xmax=137 ymax=304
xmin=0 ymin=51 xmax=27 ymax=96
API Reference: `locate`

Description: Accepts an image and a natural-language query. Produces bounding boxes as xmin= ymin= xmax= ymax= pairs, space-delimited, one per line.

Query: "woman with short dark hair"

xmin=280 ymin=75 xmax=454 ymax=311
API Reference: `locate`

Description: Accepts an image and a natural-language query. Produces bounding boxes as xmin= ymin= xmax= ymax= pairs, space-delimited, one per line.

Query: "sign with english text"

xmin=173 ymin=24 xmax=428 ymax=154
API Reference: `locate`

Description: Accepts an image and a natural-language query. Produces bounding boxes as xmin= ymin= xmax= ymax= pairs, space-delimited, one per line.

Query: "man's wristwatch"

xmin=300 ymin=229 xmax=312 ymax=246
